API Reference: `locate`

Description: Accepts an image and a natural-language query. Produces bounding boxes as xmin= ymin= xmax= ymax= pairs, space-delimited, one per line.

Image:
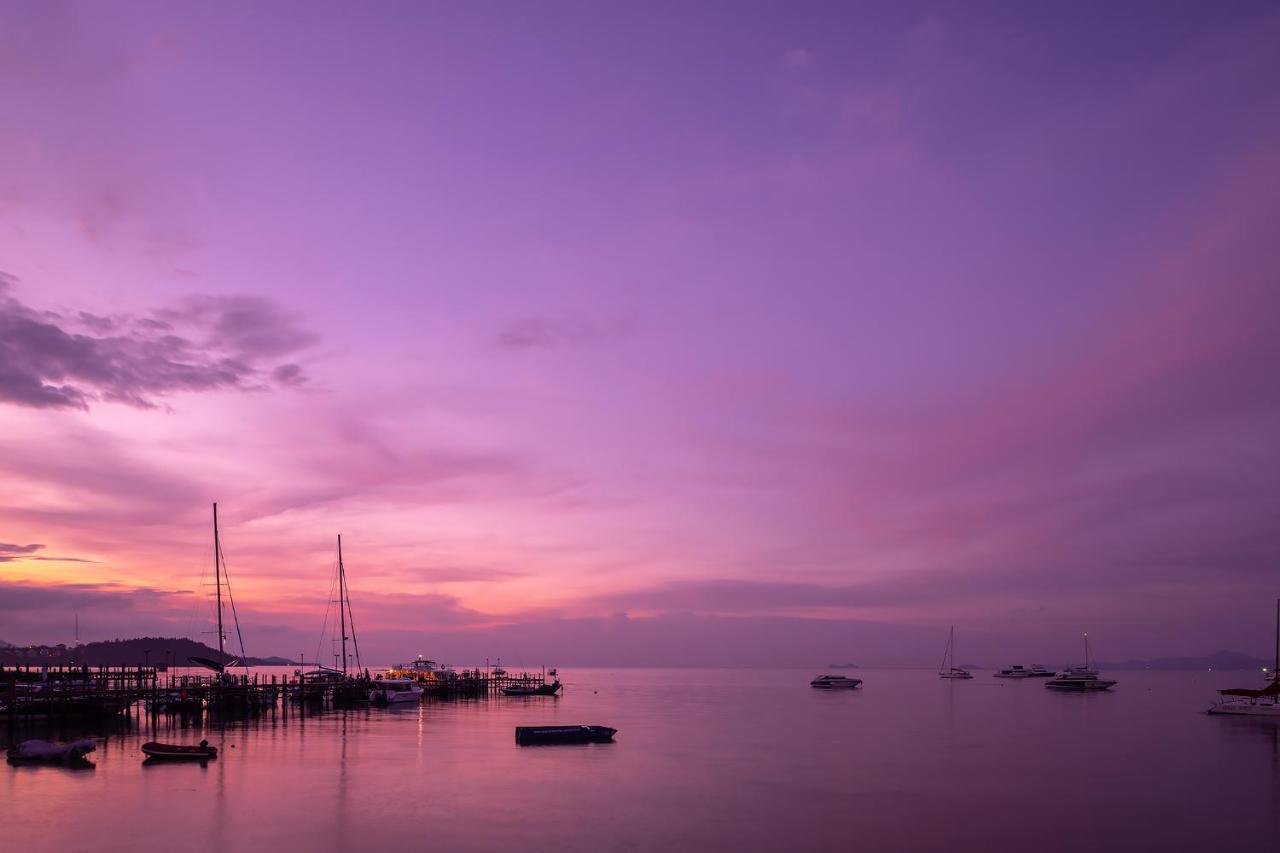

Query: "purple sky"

xmin=1 ymin=1 xmax=1278 ymax=665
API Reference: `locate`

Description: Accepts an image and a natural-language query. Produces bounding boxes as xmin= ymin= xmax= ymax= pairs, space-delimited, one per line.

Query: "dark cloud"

xmin=0 ymin=274 xmax=316 ymax=410
xmin=272 ymin=363 xmax=305 ymax=386
xmin=0 ymin=542 xmax=43 ymax=554
xmin=0 ymin=542 xmax=96 ymax=564
xmin=0 ymin=542 xmax=43 ymax=563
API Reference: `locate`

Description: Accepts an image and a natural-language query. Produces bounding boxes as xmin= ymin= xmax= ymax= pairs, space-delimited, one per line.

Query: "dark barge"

xmin=515 ymin=725 xmax=616 ymax=745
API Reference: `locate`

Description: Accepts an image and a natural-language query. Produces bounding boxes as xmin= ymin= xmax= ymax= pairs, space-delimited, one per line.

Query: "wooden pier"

xmin=3 ymin=663 xmax=562 ymax=736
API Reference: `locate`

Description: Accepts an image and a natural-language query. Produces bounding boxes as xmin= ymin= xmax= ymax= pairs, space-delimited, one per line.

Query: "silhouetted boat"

xmin=141 ymin=740 xmax=218 ymax=760
xmin=515 ymin=725 xmax=616 ymax=745
xmin=810 ymin=675 xmax=862 ymax=689
xmin=6 ymin=738 xmax=96 ymax=766
xmin=503 ymin=680 xmax=563 ymax=696
xmin=938 ymin=625 xmax=973 ymax=679
xmin=1209 ymin=598 xmax=1280 ymax=717
xmin=1045 ymin=635 xmax=1116 ymax=691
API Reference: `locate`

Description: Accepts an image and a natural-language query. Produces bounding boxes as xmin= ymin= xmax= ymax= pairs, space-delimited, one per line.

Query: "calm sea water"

xmin=4 ymin=667 xmax=1278 ymax=852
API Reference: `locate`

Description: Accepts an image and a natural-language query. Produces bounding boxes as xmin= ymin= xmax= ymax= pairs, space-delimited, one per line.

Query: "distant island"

xmin=826 ymin=663 xmax=859 ymax=669
xmin=1093 ymin=650 xmax=1271 ymax=671
xmin=0 ymin=636 xmax=298 ymax=667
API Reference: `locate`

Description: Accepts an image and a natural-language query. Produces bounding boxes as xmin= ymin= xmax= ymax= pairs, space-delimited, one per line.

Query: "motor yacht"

xmin=810 ymin=674 xmax=862 ymax=689
xmin=1044 ymin=666 xmax=1117 ymax=691
xmin=994 ymin=664 xmax=1054 ymax=679
xmin=370 ymin=678 xmax=424 ymax=704
xmin=1044 ymin=635 xmax=1116 ymax=691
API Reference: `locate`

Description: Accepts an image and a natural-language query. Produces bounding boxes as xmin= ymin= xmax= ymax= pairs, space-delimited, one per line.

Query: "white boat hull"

xmin=382 ymin=691 xmax=421 ymax=703
xmin=1208 ymin=701 xmax=1280 ymax=717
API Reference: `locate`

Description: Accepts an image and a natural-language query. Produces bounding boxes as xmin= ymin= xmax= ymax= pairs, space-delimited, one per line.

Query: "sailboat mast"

xmin=213 ymin=502 xmax=225 ymax=660
xmin=338 ymin=534 xmax=348 ymax=676
xmin=1273 ymin=597 xmax=1278 ymax=678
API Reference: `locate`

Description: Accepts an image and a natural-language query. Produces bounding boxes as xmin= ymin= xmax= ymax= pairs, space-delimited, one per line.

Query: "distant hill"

xmin=0 ymin=639 xmax=13 ymax=648
xmin=1094 ymin=650 xmax=1272 ymax=671
xmin=0 ymin=637 xmax=298 ymax=667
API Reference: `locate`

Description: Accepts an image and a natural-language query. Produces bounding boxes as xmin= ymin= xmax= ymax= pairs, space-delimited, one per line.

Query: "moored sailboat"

xmin=938 ymin=625 xmax=973 ymax=679
xmin=1208 ymin=598 xmax=1280 ymax=717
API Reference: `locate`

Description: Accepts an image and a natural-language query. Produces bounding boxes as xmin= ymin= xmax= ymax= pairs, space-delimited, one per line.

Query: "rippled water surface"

xmin=5 ymin=667 xmax=1278 ymax=852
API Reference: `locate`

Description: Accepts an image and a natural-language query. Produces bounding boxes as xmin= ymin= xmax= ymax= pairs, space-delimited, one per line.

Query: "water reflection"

xmin=4 ymin=668 xmax=1279 ymax=853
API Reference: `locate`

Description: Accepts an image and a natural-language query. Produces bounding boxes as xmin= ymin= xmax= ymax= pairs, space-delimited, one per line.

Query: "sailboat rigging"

xmin=190 ymin=503 xmax=250 ymax=676
xmin=938 ymin=625 xmax=973 ymax=679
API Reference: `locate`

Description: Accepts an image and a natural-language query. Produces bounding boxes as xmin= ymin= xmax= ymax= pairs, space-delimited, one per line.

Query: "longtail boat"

xmin=141 ymin=740 xmax=218 ymax=760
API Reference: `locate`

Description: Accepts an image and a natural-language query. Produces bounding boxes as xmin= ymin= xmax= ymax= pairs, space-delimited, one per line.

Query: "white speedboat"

xmin=810 ymin=675 xmax=862 ymax=690
xmin=370 ymin=678 xmax=424 ymax=704
xmin=1045 ymin=635 xmax=1116 ymax=691
xmin=938 ymin=625 xmax=973 ymax=679
xmin=1209 ymin=598 xmax=1280 ymax=717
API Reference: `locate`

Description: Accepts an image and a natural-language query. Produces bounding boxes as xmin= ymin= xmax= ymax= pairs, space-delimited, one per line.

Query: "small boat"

xmin=1045 ymin=635 xmax=1116 ymax=691
xmin=141 ymin=740 xmax=218 ymax=761
xmin=502 ymin=680 xmax=563 ymax=696
xmin=938 ymin=625 xmax=973 ymax=679
xmin=515 ymin=725 xmax=616 ymax=745
xmin=370 ymin=677 xmax=424 ymax=704
xmin=6 ymin=738 xmax=96 ymax=766
xmin=810 ymin=674 xmax=862 ymax=689
xmin=1209 ymin=598 xmax=1280 ymax=717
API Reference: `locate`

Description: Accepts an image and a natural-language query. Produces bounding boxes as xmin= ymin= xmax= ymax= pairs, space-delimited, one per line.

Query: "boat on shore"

xmin=515 ymin=725 xmax=616 ymax=745
xmin=938 ymin=625 xmax=973 ymax=679
xmin=810 ymin=674 xmax=862 ymax=690
xmin=6 ymin=738 xmax=96 ymax=766
xmin=1209 ymin=598 xmax=1280 ymax=717
xmin=1045 ymin=635 xmax=1116 ymax=691
xmin=141 ymin=740 xmax=218 ymax=761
